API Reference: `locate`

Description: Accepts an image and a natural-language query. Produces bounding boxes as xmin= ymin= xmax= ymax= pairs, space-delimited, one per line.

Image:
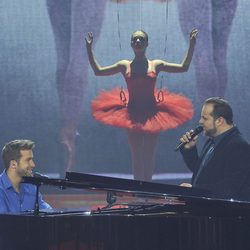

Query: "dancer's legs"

xmin=211 ymin=0 xmax=238 ymax=97
xmin=127 ymin=130 xmax=159 ymax=181
xmin=46 ymin=0 xmax=73 ymax=171
xmin=127 ymin=130 xmax=144 ymax=180
xmin=62 ymin=0 xmax=107 ymax=171
xmin=47 ymin=0 xmax=107 ymax=171
xmin=46 ymin=0 xmax=71 ymax=117
xmin=141 ymin=132 xmax=159 ymax=181
xmin=177 ymin=0 xmax=219 ymax=101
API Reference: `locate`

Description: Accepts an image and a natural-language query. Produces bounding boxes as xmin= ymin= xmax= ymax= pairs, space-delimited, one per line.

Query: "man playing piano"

xmin=0 ymin=139 xmax=51 ymax=213
xmin=179 ymin=97 xmax=250 ymax=201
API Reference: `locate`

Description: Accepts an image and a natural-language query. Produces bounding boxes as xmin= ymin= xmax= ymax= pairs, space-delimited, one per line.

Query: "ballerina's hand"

xmin=85 ymin=32 xmax=94 ymax=46
xmin=190 ymin=28 xmax=198 ymax=44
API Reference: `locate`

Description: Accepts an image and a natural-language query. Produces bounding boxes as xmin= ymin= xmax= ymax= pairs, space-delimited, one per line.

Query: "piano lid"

xmin=65 ymin=171 xmax=210 ymax=199
xmin=21 ymin=172 xmax=250 ymax=217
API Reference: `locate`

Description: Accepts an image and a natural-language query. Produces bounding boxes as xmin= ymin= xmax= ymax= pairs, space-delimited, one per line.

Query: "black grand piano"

xmin=1 ymin=172 xmax=250 ymax=250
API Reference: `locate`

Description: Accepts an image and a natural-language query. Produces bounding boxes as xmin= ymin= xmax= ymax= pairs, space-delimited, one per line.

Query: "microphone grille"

xmin=194 ymin=125 xmax=203 ymax=135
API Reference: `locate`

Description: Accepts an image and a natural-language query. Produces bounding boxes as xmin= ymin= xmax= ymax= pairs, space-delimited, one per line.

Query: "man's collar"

xmin=1 ymin=170 xmax=13 ymax=189
xmin=211 ymin=126 xmax=236 ymax=146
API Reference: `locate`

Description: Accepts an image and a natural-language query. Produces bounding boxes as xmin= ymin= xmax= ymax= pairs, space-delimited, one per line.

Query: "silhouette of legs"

xmin=177 ymin=0 xmax=237 ymax=101
xmin=127 ymin=130 xmax=159 ymax=181
xmin=47 ymin=0 xmax=107 ymax=172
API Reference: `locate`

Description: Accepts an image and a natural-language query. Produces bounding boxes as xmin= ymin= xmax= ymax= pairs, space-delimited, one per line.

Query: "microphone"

xmin=175 ymin=125 xmax=203 ymax=151
xmin=33 ymin=172 xmax=49 ymax=179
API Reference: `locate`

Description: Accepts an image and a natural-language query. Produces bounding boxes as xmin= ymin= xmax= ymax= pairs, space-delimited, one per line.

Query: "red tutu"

xmin=91 ymin=87 xmax=193 ymax=133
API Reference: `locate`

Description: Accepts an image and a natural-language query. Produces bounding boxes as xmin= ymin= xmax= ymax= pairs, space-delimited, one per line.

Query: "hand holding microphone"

xmin=175 ymin=125 xmax=203 ymax=151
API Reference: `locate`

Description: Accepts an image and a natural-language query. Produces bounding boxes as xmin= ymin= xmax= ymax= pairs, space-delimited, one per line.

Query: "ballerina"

xmin=86 ymin=29 xmax=197 ymax=181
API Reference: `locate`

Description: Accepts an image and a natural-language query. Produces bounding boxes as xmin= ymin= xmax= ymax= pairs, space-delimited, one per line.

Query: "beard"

xmin=204 ymin=124 xmax=217 ymax=137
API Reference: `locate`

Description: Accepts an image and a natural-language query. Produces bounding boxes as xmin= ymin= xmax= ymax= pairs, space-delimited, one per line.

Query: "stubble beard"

xmin=16 ymin=167 xmax=33 ymax=178
xmin=204 ymin=123 xmax=217 ymax=138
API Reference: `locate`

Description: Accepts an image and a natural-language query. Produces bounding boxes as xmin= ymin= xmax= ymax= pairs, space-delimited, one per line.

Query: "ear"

xmin=215 ymin=117 xmax=224 ymax=126
xmin=9 ymin=160 xmax=17 ymax=169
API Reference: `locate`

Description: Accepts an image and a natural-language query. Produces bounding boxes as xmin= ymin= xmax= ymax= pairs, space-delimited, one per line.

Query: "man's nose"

xmin=31 ymin=160 xmax=35 ymax=168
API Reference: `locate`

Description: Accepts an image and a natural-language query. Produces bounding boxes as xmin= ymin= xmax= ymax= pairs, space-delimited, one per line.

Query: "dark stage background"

xmin=0 ymin=0 xmax=250 ymax=184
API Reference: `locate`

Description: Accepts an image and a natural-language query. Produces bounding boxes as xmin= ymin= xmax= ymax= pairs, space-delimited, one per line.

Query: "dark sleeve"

xmin=204 ymin=142 xmax=250 ymax=200
xmin=180 ymin=146 xmax=199 ymax=173
xmin=223 ymin=143 xmax=250 ymax=200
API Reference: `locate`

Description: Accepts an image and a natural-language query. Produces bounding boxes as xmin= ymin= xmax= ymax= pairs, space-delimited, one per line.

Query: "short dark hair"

xmin=2 ymin=140 xmax=35 ymax=169
xmin=131 ymin=30 xmax=148 ymax=42
xmin=204 ymin=97 xmax=233 ymax=125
